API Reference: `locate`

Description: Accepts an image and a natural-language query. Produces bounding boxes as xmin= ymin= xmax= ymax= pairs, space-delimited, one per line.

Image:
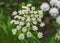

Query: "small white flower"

xmin=12 ymin=11 xmax=17 ymax=16
xmin=10 ymin=20 xmax=16 ymax=24
xmin=18 ymin=10 xmax=22 ymax=15
xmin=22 ymin=27 xmax=27 ymax=32
xmin=56 ymin=16 xmax=60 ymax=24
xmin=55 ymin=1 xmax=60 ymax=9
xmin=32 ymin=21 xmax=37 ymax=25
xmin=26 ymin=8 xmax=30 ymax=11
xmin=27 ymin=31 xmax=32 ymax=38
xmin=33 ymin=11 xmax=38 ymax=14
xmin=27 ymin=4 xmax=32 ymax=7
xmin=14 ymin=15 xmax=19 ymax=19
xmin=18 ymin=33 xmax=25 ymax=40
xmin=30 ymin=11 xmax=34 ymax=14
xmin=24 ymin=10 xmax=28 ymax=14
xmin=38 ymin=10 xmax=43 ymax=14
xmin=37 ymin=18 xmax=41 ymax=22
xmin=19 ymin=22 xmax=25 ymax=26
xmin=21 ymin=10 xmax=25 ymax=14
xmin=31 ymin=17 xmax=36 ymax=21
xmin=26 ymin=16 xmax=31 ymax=22
xmin=14 ymin=21 xmax=20 ymax=24
xmin=30 ymin=14 xmax=34 ymax=17
xmin=12 ymin=29 xmax=17 ymax=35
xmin=26 ymin=23 xmax=30 ymax=27
xmin=18 ymin=16 xmax=21 ymax=19
xmin=34 ymin=14 xmax=39 ymax=18
xmin=21 ymin=17 xmax=25 ymax=21
xmin=40 ymin=3 xmax=50 ymax=11
xmin=31 ymin=7 xmax=35 ymax=10
xmin=39 ymin=14 xmax=43 ymax=18
xmin=50 ymin=0 xmax=58 ymax=6
xmin=32 ymin=26 xmax=38 ymax=31
xmin=16 ymin=25 xmax=21 ymax=30
xmin=40 ymin=22 xmax=45 ymax=27
xmin=23 ymin=15 xmax=27 ymax=17
xmin=37 ymin=32 xmax=43 ymax=39
xmin=49 ymin=8 xmax=59 ymax=17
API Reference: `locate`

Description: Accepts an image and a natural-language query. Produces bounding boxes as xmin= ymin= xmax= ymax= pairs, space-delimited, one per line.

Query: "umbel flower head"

xmin=40 ymin=0 xmax=60 ymax=17
xmin=10 ymin=4 xmax=45 ymax=40
xmin=40 ymin=0 xmax=60 ymax=24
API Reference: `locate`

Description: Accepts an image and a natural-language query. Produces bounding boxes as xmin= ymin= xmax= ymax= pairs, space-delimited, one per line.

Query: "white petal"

xmin=18 ymin=34 xmax=25 ymax=40
xmin=27 ymin=31 xmax=32 ymax=37
xmin=22 ymin=27 xmax=27 ymax=32
xmin=40 ymin=3 xmax=50 ymax=11
xmin=37 ymin=32 xmax=43 ymax=38
xmin=40 ymin=22 xmax=45 ymax=27
xmin=32 ymin=26 xmax=38 ymax=31
xmin=12 ymin=29 xmax=17 ymax=35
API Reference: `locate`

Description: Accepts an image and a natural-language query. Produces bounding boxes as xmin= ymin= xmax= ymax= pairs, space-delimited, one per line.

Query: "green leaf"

xmin=0 ymin=23 xmax=8 ymax=34
xmin=13 ymin=3 xmax=18 ymax=6
xmin=50 ymin=36 xmax=55 ymax=43
xmin=6 ymin=4 xmax=10 ymax=8
xmin=0 ymin=2 xmax=4 ymax=5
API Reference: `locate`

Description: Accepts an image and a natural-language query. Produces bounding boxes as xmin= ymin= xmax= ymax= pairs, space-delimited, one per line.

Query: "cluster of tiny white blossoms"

xmin=10 ymin=4 xmax=45 ymax=40
xmin=40 ymin=0 xmax=60 ymax=24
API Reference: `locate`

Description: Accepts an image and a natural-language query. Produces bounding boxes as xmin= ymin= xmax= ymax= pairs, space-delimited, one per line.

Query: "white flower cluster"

xmin=40 ymin=0 xmax=60 ymax=24
xmin=11 ymin=4 xmax=44 ymax=40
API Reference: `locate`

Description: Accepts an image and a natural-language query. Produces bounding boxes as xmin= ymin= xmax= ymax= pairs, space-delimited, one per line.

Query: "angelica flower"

xmin=31 ymin=17 xmax=36 ymax=21
xmin=12 ymin=11 xmax=17 ymax=16
xmin=32 ymin=20 xmax=37 ymax=25
xmin=11 ymin=4 xmax=44 ymax=40
xmin=55 ymin=1 xmax=60 ymax=9
xmin=16 ymin=25 xmax=21 ymax=30
xmin=50 ymin=0 xmax=58 ymax=6
xmin=32 ymin=26 xmax=38 ymax=31
xmin=27 ymin=4 xmax=32 ymax=7
xmin=26 ymin=23 xmax=30 ymax=27
xmin=30 ymin=11 xmax=34 ymax=14
xmin=49 ymin=8 xmax=59 ymax=17
xmin=34 ymin=14 xmax=39 ymax=18
xmin=12 ymin=29 xmax=17 ymax=35
xmin=26 ymin=16 xmax=31 ymax=22
xmin=21 ymin=17 xmax=25 ymax=21
xmin=19 ymin=22 xmax=25 ymax=26
xmin=40 ymin=3 xmax=50 ymax=11
xmin=18 ymin=33 xmax=25 ymax=40
xmin=37 ymin=18 xmax=41 ymax=22
xmin=10 ymin=20 xmax=16 ymax=24
xmin=22 ymin=27 xmax=27 ymax=32
xmin=30 ymin=14 xmax=34 ymax=17
xmin=31 ymin=6 xmax=35 ymax=10
xmin=27 ymin=31 xmax=32 ymax=38
xmin=14 ymin=15 xmax=19 ymax=19
xmin=40 ymin=22 xmax=45 ymax=27
xmin=14 ymin=21 xmax=19 ymax=25
xmin=38 ymin=10 xmax=43 ymax=14
xmin=37 ymin=32 xmax=43 ymax=39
